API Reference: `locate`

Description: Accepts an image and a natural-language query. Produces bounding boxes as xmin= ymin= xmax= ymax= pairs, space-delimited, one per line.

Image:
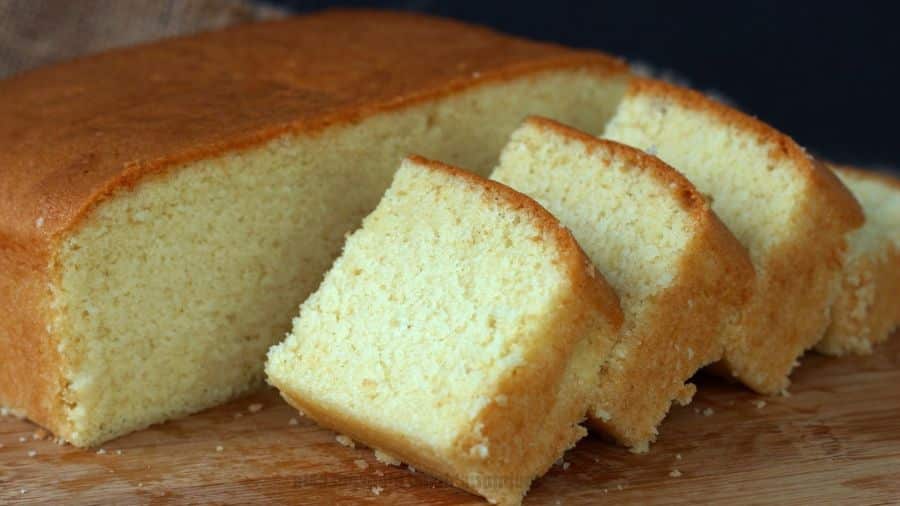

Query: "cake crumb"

xmin=754 ymin=400 xmax=767 ymax=409
xmin=408 ymin=465 xmax=416 ymax=474
xmin=354 ymin=459 xmax=369 ymax=470
xmin=562 ymin=461 xmax=571 ymax=471
xmin=27 ymin=449 xmax=37 ymax=457
xmin=335 ymin=435 xmax=355 ymax=448
xmin=374 ymin=470 xmax=384 ymax=477
xmin=138 ymin=483 xmax=144 ymax=488
xmin=675 ymin=453 xmax=682 ymax=460
xmin=371 ymin=486 xmax=384 ymax=496
xmin=116 ymin=449 xmax=123 ymax=456
xmin=247 ymin=403 xmax=263 ymax=413
xmin=216 ymin=445 xmax=224 ymax=452
xmin=617 ymin=484 xmax=624 ymax=491
xmin=35 ymin=217 xmax=44 ymax=228
xmin=96 ymin=448 xmax=107 ymax=455
xmin=32 ymin=428 xmax=49 ymax=440
xmin=374 ymin=449 xmax=400 ymax=466
xmin=780 ymin=389 xmax=792 ymax=398
xmin=288 ymin=417 xmax=299 ymax=426
xmin=702 ymin=407 xmax=714 ymax=416
xmin=20 ymin=489 xmax=26 ymax=495
xmin=19 ymin=436 xmax=27 ymax=443
xmin=669 ymin=469 xmax=682 ymax=478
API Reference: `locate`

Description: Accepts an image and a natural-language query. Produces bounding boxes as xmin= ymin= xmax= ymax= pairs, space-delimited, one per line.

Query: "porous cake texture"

xmin=603 ymin=78 xmax=864 ymax=394
xmin=492 ymin=117 xmax=753 ymax=451
xmin=817 ymin=167 xmax=900 ymax=355
xmin=266 ymin=156 xmax=623 ymax=506
xmin=0 ymin=9 xmax=627 ymax=446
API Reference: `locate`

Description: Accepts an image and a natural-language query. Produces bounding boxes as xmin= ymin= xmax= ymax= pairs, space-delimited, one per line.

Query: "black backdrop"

xmin=268 ymin=0 xmax=899 ymax=172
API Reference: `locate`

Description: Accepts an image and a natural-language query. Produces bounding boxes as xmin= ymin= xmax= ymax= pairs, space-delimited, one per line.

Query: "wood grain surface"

xmin=2 ymin=334 xmax=898 ymax=505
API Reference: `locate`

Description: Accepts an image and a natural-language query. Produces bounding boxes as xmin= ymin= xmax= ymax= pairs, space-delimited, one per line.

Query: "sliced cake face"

xmin=603 ymin=78 xmax=863 ymax=394
xmin=492 ymin=117 xmax=751 ymax=451
xmin=817 ymin=168 xmax=900 ymax=355
xmin=266 ymin=157 xmax=621 ymax=505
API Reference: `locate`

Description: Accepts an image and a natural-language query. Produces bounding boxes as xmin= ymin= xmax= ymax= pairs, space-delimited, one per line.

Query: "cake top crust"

xmin=0 ymin=9 xmax=625 ymax=246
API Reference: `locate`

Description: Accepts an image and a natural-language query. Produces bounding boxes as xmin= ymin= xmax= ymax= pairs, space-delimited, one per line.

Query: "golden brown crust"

xmin=0 ymin=8 xmax=625 ymax=247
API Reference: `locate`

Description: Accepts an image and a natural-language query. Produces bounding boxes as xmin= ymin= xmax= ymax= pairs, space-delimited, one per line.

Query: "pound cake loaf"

xmin=603 ymin=78 xmax=864 ymax=394
xmin=492 ymin=117 xmax=753 ymax=451
xmin=0 ymin=9 xmax=629 ymax=446
xmin=266 ymin=156 xmax=623 ymax=506
xmin=817 ymin=167 xmax=900 ymax=355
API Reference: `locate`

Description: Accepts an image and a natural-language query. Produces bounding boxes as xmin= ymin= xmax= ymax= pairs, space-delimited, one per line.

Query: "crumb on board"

xmin=374 ymin=449 xmax=400 ymax=466
xmin=247 ymin=403 xmax=263 ymax=413
xmin=27 ymin=449 xmax=37 ymax=457
xmin=374 ymin=470 xmax=385 ymax=477
xmin=116 ymin=449 xmax=123 ymax=455
xmin=289 ymin=417 xmax=299 ymax=426
xmin=18 ymin=436 xmax=26 ymax=443
xmin=216 ymin=445 xmax=224 ymax=452
xmin=669 ymin=469 xmax=682 ymax=478
xmin=96 ymin=448 xmax=107 ymax=455
xmin=408 ymin=465 xmax=416 ymax=474
xmin=33 ymin=428 xmax=49 ymax=440
xmin=562 ymin=461 xmax=571 ymax=471
xmin=617 ymin=484 xmax=624 ymax=491
xmin=20 ymin=489 xmax=26 ymax=495
xmin=233 ymin=413 xmax=243 ymax=419
xmin=354 ymin=459 xmax=369 ymax=470
xmin=702 ymin=407 xmax=714 ymax=416
xmin=754 ymin=400 xmax=767 ymax=409
xmin=335 ymin=435 xmax=355 ymax=448
xmin=781 ymin=388 xmax=792 ymax=397
xmin=676 ymin=453 xmax=682 ymax=460
xmin=371 ymin=486 xmax=384 ymax=496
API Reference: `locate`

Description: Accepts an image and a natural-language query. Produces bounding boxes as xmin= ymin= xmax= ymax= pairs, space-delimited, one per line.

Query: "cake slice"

xmin=0 ymin=10 xmax=628 ymax=446
xmin=492 ymin=117 xmax=752 ymax=451
xmin=817 ymin=166 xmax=900 ymax=355
xmin=265 ymin=156 xmax=623 ymax=505
xmin=603 ymin=78 xmax=864 ymax=394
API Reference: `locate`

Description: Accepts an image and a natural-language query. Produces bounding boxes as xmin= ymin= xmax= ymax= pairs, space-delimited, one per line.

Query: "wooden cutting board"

xmin=2 ymin=334 xmax=899 ymax=505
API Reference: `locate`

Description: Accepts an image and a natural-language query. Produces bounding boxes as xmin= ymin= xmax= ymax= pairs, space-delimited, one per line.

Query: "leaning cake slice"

xmin=265 ymin=156 xmax=622 ymax=505
xmin=603 ymin=78 xmax=863 ymax=394
xmin=817 ymin=166 xmax=900 ymax=355
xmin=492 ymin=117 xmax=752 ymax=451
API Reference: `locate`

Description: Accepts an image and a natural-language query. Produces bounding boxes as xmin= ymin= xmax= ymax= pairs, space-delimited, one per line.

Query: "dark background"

xmin=270 ymin=0 xmax=898 ymax=172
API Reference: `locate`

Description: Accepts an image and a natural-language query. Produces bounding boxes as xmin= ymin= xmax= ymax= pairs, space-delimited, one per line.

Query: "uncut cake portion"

xmin=817 ymin=167 xmax=900 ymax=355
xmin=0 ymin=9 xmax=628 ymax=446
xmin=603 ymin=78 xmax=864 ymax=394
xmin=492 ymin=117 xmax=753 ymax=451
xmin=266 ymin=156 xmax=623 ymax=506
